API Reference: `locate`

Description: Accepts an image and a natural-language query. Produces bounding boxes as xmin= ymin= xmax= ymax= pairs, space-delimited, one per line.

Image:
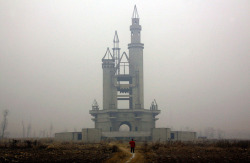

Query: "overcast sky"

xmin=0 ymin=0 xmax=249 ymax=139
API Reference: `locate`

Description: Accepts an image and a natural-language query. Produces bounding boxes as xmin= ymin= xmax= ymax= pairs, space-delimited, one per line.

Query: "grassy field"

xmin=0 ymin=139 xmax=249 ymax=162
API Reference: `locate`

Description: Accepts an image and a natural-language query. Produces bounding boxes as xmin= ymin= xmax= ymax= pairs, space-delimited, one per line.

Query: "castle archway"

xmin=119 ymin=121 xmax=131 ymax=131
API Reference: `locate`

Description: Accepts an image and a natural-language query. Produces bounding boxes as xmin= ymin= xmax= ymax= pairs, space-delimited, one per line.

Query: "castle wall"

xmin=102 ymin=131 xmax=150 ymax=137
xmin=94 ymin=113 xmax=111 ymax=132
xmin=151 ymin=128 xmax=171 ymax=142
xmin=170 ymin=131 xmax=197 ymax=141
xmin=55 ymin=132 xmax=82 ymax=141
xmin=54 ymin=129 xmax=197 ymax=142
xmin=82 ymin=128 xmax=102 ymax=143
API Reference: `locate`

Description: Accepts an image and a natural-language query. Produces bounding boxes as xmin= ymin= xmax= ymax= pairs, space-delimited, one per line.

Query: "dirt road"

xmin=113 ymin=144 xmax=145 ymax=163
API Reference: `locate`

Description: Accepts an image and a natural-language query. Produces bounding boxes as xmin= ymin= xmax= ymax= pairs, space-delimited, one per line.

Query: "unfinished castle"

xmin=55 ymin=6 xmax=196 ymax=142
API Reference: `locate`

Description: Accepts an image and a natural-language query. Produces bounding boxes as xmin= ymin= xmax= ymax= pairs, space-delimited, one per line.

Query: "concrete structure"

xmin=55 ymin=132 xmax=82 ymax=141
xmin=170 ymin=131 xmax=197 ymax=141
xmin=55 ymin=6 xmax=196 ymax=142
xmin=152 ymin=128 xmax=171 ymax=142
xmin=89 ymin=5 xmax=160 ymax=135
xmin=82 ymin=128 xmax=102 ymax=143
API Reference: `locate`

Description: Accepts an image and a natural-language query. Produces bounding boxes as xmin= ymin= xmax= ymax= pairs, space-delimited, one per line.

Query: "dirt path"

xmin=117 ymin=145 xmax=145 ymax=163
xmin=126 ymin=153 xmax=135 ymax=163
xmin=118 ymin=146 xmax=134 ymax=163
xmin=105 ymin=143 xmax=145 ymax=163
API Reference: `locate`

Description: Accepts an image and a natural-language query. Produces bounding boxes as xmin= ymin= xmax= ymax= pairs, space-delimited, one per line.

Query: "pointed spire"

xmin=132 ymin=5 xmax=139 ymax=18
xmin=113 ymin=30 xmax=119 ymax=43
xmin=102 ymin=48 xmax=114 ymax=60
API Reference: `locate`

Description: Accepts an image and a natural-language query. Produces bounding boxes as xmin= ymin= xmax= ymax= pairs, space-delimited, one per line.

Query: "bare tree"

xmin=1 ymin=109 xmax=9 ymax=139
xmin=33 ymin=130 xmax=36 ymax=138
xmin=40 ymin=129 xmax=47 ymax=137
xmin=204 ymin=127 xmax=215 ymax=139
xmin=39 ymin=130 xmax=42 ymax=137
xmin=217 ymin=129 xmax=225 ymax=139
xmin=49 ymin=123 xmax=53 ymax=137
xmin=27 ymin=123 xmax=31 ymax=138
xmin=22 ymin=121 xmax=25 ymax=138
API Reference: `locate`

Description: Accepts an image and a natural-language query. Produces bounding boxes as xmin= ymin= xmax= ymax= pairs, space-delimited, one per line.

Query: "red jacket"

xmin=129 ymin=141 xmax=135 ymax=148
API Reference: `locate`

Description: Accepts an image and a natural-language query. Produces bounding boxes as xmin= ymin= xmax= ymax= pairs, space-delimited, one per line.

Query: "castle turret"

xmin=102 ymin=48 xmax=117 ymax=110
xmin=128 ymin=5 xmax=144 ymax=109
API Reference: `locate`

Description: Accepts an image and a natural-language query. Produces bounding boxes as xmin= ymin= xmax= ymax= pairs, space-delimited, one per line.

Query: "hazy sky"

xmin=0 ymin=0 xmax=249 ymax=139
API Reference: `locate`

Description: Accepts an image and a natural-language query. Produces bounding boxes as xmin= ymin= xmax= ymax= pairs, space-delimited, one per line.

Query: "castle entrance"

xmin=119 ymin=122 xmax=131 ymax=131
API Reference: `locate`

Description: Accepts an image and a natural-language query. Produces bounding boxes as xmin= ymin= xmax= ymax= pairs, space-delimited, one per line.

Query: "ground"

xmin=0 ymin=139 xmax=249 ymax=162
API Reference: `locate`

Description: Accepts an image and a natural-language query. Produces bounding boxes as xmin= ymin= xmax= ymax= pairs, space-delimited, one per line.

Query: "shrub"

xmin=112 ymin=145 xmax=119 ymax=152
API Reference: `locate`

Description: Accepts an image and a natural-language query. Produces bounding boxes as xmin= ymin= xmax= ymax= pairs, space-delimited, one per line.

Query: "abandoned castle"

xmin=55 ymin=6 xmax=196 ymax=142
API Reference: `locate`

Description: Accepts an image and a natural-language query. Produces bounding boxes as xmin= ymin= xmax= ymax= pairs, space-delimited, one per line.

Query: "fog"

xmin=0 ymin=0 xmax=249 ymax=139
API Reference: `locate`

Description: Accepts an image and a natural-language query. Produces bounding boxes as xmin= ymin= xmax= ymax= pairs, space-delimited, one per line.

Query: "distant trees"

xmin=203 ymin=127 xmax=226 ymax=139
xmin=24 ymin=120 xmax=56 ymax=138
xmin=49 ymin=123 xmax=53 ymax=137
xmin=217 ymin=129 xmax=225 ymax=139
xmin=27 ymin=123 xmax=31 ymax=138
xmin=22 ymin=121 xmax=25 ymax=138
xmin=22 ymin=120 xmax=32 ymax=138
xmin=1 ymin=109 xmax=9 ymax=139
xmin=204 ymin=127 xmax=215 ymax=139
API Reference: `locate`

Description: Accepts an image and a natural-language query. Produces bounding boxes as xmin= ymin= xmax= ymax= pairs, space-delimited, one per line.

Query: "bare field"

xmin=0 ymin=139 xmax=115 ymax=162
xmin=0 ymin=139 xmax=250 ymax=162
xmin=140 ymin=140 xmax=250 ymax=162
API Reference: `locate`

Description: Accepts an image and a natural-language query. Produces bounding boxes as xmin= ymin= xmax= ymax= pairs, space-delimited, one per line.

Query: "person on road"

xmin=129 ymin=139 xmax=135 ymax=153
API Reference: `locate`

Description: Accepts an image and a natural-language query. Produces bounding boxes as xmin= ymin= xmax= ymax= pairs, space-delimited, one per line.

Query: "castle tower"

xmin=102 ymin=48 xmax=116 ymax=110
xmin=90 ymin=5 xmax=160 ymax=134
xmin=129 ymin=5 xmax=144 ymax=109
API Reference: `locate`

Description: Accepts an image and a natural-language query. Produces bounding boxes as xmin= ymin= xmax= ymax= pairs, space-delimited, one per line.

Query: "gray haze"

xmin=0 ymin=0 xmax=249 ymax=139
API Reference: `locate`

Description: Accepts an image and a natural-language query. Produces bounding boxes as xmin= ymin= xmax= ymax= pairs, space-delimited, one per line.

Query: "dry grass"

xmin=0 ymin=139 xmax=115 ymax=162
xmin=104 ymin=150 xmax=128 ymax=163
xmin=140 ymin=140 xmax=250 ymax=162
xmin=1 ymin=139 xmax=249 ymax=162
xmin=105 ymin=143 xmax=131 ymax=163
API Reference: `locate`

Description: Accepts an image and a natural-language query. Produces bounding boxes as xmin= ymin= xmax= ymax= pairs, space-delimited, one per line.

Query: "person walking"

xmin=129 ymin=139 xmax=135 ymax=153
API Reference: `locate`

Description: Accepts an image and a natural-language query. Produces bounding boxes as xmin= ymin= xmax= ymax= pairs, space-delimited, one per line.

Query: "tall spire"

xmin=113 ymin=30 xmax=119 ymax=43
xmin=112 ymin=31 xmax=121 ymax=74
xmin=132 ymin=5 xmax=139 ymax=18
